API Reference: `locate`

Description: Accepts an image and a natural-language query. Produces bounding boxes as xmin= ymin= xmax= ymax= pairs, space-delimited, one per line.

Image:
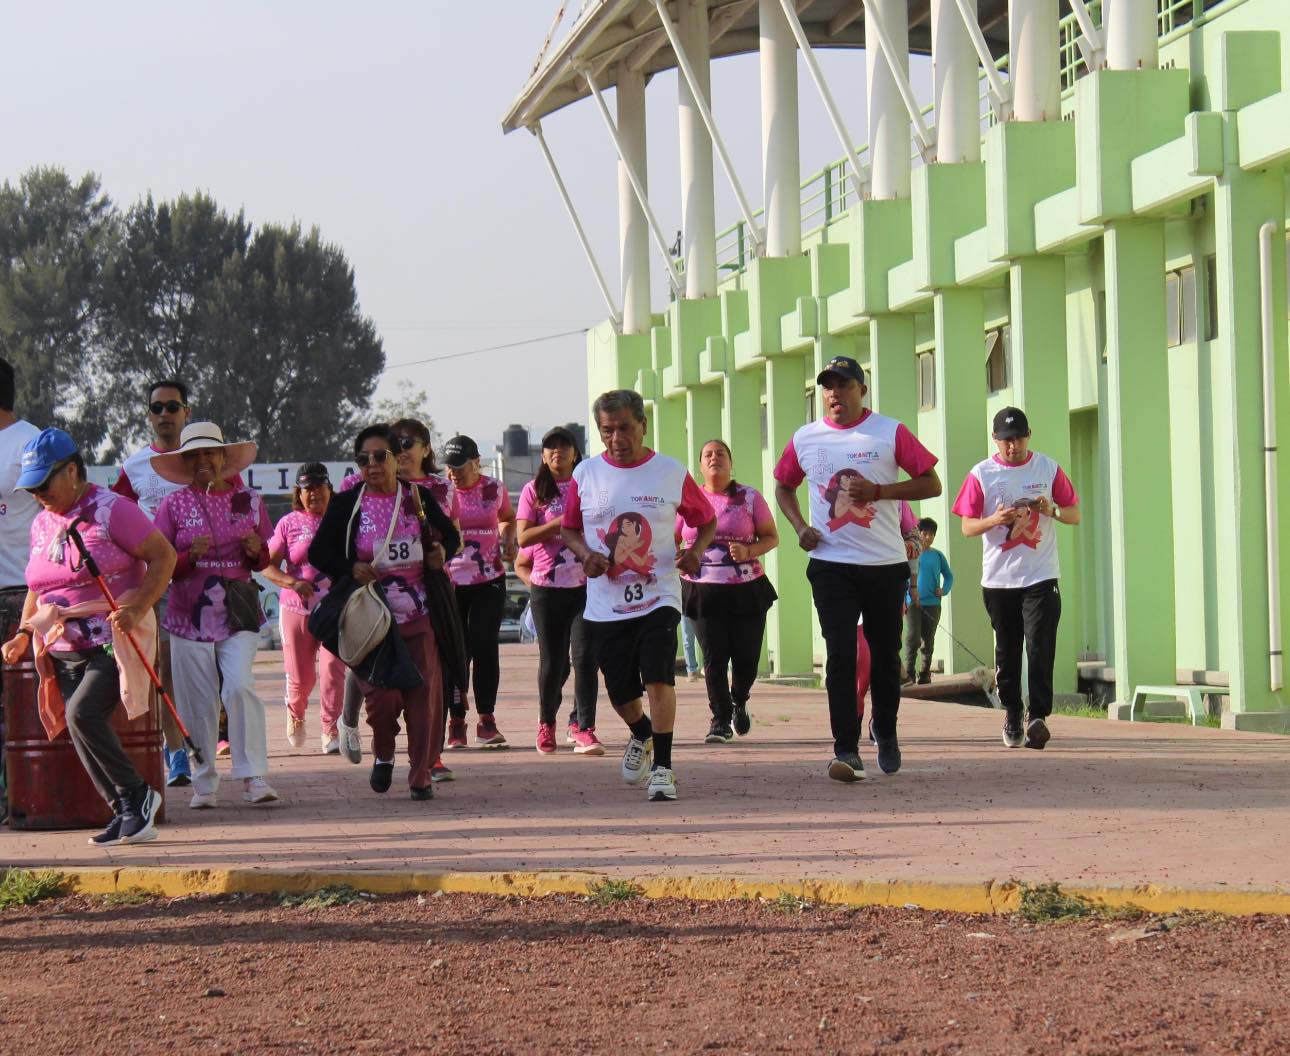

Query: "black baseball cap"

xmin=816 ymin=355 xmax=866 ymax=386
xmin=295 ymin=462 xmax=330 ymax=487
xmin=992 ymin=407 xmax=1030 ymax=439
xmin=442 ymin=434 xmax=480 ymax=468
xmin=541 ymin=426 xmax=577 ymax=449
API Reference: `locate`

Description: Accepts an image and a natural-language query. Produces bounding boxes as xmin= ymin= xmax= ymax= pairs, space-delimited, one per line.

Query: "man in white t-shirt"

xmin=562 ymin=389 xmax=715 ymax=803
xmin=952 ymin=407 xmax=1081 ymax=750
xmin=0 ymin=358 xmax=40 ymax=820
xmin=111 ymin=378 xmax=193 ymax=785
xmin=774 ymin=356 xmax=941 ymax=782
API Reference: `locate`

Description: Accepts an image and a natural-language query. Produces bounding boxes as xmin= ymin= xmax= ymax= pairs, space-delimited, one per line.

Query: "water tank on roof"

xmin=503 ymin=424 xmax=530 ymax=458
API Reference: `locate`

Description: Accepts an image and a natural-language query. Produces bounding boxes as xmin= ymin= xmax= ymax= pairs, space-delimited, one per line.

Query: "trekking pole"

xmin=65 ymin=522 xmax=205 ymax=764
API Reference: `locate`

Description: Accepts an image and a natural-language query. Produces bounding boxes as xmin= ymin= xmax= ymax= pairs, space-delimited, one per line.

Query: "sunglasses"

xmin=149 ymin=400 xmax=187 ymax=415
xmin=32 ymin=461 xmax=71 ymax=494
xmin=354 ymin=450 xmax=393 ymax=467
xmin=394 ymin=435 xmax=423 ymax=451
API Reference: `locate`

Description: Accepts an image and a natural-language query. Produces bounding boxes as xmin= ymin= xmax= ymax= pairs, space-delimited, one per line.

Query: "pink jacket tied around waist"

xmin=28 ymin=600 xmax=156 ymax=740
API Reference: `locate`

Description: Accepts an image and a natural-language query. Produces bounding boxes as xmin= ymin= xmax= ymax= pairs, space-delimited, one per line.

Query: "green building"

xmin=505 ymin=0 xmax=1290 ymax=731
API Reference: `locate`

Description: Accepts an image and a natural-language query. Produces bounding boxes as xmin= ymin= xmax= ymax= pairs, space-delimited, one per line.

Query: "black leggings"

xmin=694 ymin=608 xmax=766 ymax=722
xmin=529 ymin=585 xmax=597 ymax=729
xmin=451 ymin=578 xmax=506 ymax=716
xmin=54 ymin=649 xmax=146 ymax=808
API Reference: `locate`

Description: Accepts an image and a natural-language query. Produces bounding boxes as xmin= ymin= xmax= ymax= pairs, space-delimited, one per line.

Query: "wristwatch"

xmin=1051 ymin=505 xmax=1061 ymax=521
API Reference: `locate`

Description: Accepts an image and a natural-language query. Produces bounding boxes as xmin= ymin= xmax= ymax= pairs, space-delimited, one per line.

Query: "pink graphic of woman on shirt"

xmin=1002 ymin=502 xmax=1043 ymax=551
xmin=190 ymin=575 xmax=228 ymax=639
xmin=602 ymin=513 xmax=655 ymax=581
xmin=823 ymin=469 xmax=876 ymax=531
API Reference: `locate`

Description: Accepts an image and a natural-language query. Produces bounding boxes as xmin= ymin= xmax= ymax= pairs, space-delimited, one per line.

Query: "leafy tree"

xmin=0 ymin=167 xmax=118 ymax=446
xmin=370 ymin=379 xmax=437 ymax=441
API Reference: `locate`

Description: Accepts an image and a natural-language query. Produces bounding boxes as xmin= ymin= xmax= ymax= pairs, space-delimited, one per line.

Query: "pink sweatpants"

xmin=281 ymin=608 xmax=345 ymax=734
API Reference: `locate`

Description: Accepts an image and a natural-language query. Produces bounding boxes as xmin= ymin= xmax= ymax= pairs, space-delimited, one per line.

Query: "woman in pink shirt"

xmin=152 ymin=422 xmax=276 ymax=809
xmin=443 ymin=434 xmax=516 ymax=750
xmin=516 ymin=426 xmax=602 ymax=756
xmin=677 ymin=440 xmax=779 ymax=744
xmin=263 ymin=463 xmax=343 ymax=754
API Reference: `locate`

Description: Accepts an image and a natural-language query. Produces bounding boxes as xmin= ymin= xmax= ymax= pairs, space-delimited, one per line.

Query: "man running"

xmin=774 ymin=356 xmax=941 ymax=781
xmin=952 ymin=407 xmax=1080 ymax=749
xmin=562 ymin=389 xmax=715 ymax=802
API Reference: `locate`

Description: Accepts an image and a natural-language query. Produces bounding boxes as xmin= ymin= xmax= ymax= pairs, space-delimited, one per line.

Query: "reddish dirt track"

xmin=1 ymin=893 xmax=1287 ymax=1056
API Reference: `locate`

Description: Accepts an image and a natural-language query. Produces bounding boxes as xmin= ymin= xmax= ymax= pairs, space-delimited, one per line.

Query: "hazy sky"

xmin=8 ymin=2 xmax=931 ymax=454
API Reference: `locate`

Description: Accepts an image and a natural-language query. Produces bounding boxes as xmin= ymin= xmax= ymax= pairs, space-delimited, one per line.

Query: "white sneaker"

xmin=286 ymin=716 xmax=306 ymax=748
xmin=243 ymin=777 xmax=279 ymax=804
xmin=338 ymin=718 xmax=362 ymax=764
xmin=321 ymin=731 xmax=340 ymax=755
xmin=620 ymin=735 xmax=653 ymax=786
xmin=647 ymin=766 xmax=678 ymax=802
xmin=189 ymin=790 xmax=218 ymax=809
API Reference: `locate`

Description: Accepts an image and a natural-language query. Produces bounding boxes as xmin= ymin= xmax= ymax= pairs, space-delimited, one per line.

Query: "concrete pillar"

xmin=678 ymin=0 xmax=717 ymax=298
xmin=867 ymin=314 xmax=918 ymax=427
xmin=1103 ymin=219 xmax=1176 ymax=705
xmin=932 ymin=0 xmax=981 ymax=164
xmin=686 ymin=386 xmax=723 ymax=475
xmin=1008 ymin=0 xmax=1061 ymax=122
xmin=1104 ymin=0 xmax=1159 ymax=71
xmin=867 ymin=0 xmax=913 ymax=200
xmin=760 ymin=0 xmax=801 ymax=256
xmin=617 ymin=67 xmax=652 ymax=334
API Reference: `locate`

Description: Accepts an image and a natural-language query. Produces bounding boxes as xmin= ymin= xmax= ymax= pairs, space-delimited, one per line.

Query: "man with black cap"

xmin=952 ymin=407 xmax=1081 ymax=749
xmin=773 ymin=356 xmax=941 ymax=781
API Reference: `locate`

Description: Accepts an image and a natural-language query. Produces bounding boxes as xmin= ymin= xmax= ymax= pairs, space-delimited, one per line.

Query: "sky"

xmin=6 ymin=1 xmax=931 ymax=456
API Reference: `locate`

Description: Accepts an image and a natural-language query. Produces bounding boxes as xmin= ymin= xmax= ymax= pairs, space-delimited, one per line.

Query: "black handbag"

xmin=224 ymin=577 xmax=263 ymax=634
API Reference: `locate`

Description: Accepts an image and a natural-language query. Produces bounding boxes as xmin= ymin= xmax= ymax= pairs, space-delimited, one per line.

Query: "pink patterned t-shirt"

xmin=154 ymin=485 xmax=272 ymax=642
xmin=353 ymin=485 xmax=428 ymax=625
xmin=676 ymin=484 xmax=773 ymax=585
xmin=446 ymin=475 xmax=512 ymax=587
xmin=26 ymin=485 xmax=156 ymax=652
xmin=516 ymin=479 xmax=585 ymax=589
xmin=269 ymin=510 xmax=330 ymax=616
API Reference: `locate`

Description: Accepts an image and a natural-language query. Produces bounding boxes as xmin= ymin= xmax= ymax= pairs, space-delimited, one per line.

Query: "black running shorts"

xmin=588 ymin=605 xmax=681 ymax=708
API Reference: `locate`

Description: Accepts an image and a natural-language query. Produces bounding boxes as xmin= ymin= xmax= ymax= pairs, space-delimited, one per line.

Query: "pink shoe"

xmin=565 ymin=721 xmax=579 ymax=746
xmin=572 ymin=727 xmax=606 ymax=756
xmin=536 ymin=722 xmax=557 ymax=754
xmin=476 ymin=715 xmax=508 ymax=748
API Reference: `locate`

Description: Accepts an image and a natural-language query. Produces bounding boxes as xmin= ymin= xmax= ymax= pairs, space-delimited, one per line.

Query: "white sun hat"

xmin=150 ymin=422 xmax=258 ymax=484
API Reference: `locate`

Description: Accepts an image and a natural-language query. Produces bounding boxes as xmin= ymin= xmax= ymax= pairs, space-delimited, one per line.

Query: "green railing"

xmin=713 ymin=0 xmax=1241 ymax=279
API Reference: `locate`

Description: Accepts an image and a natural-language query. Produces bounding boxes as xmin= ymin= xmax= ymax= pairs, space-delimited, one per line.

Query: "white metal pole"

xmin=586 ymin=69 xmax=685 ymax=296
xmin=951 ymin=0 xmax=1012 ymax=118
xmin=1067 ymin=0 xmax=1106 ymax=63
xmin=655 ymin=0 xmax=763 ymax=256
xmin=1009 ymin=0 xmax=1061 ymax=122
xmin=1104 ymin=0 xmax=1158 ymax=70
xmin=774 ymin=0 xmax=869 ymax=209
xmin=1259 ymin=221 xmax=1284 ymax=692
xmin=932 ymin=0 xmax=980 ymax=163
xmin=866 ymin=0 xmax=912 ymax=199
xmin=531 ymin=125 xmax=623 ymax=333
xmin=863 ymin=0 xmax=935 ymax=160
xmin=616 ymin=67 xmax=653 ymax=333
xmin=761 ymin=0 xmax=802 ymax=256
xmin=675 ymin=0 xmax=718 ymax=298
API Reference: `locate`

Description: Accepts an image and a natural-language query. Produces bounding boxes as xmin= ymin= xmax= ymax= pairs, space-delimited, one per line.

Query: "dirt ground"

xmin=0 ymin=892 xmax=1286 ymax=1056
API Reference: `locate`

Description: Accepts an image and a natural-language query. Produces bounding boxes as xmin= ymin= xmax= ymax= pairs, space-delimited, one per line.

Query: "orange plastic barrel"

xmin=3 ymin=650 xmax=165 ymax=830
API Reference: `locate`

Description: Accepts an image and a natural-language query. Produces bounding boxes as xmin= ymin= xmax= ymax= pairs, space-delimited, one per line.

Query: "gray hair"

xmin=592 ymin=389 xmax=647 ymax=426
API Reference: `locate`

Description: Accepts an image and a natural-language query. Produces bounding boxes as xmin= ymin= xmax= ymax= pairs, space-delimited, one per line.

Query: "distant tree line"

xmin=0 ymin=165 xmax=387 ymax=462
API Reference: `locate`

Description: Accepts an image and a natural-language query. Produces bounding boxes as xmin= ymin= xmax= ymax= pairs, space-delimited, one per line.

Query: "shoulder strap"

xmin=345 ymin=484 xmax=367 ymax=556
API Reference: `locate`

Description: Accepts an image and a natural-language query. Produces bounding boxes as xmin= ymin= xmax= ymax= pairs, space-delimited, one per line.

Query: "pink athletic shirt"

xmin=447 ymin=475 xmax=513 ymax=587
xmin=154 ymin=485 xmax=272 ymax=642
xmin=516 ymin=478 xmax=586 ymax=589
xmin=26 ymin=485 xmax=156 ymax=653
xmin=269 ymin=510 xmax=330 ymax=616
xmin=676 ymin=484 xmax=773 ymax=585
xmin=353 ymin=486 xmax=429 ymax=625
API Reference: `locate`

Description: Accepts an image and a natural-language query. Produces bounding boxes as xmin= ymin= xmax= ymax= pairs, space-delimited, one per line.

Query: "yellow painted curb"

xmin=27 ymin=867 xmax=1290 ymax=917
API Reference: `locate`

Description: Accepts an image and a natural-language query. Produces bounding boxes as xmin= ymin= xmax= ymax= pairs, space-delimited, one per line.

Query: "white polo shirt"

xmin=0 ymin=418 xmax=41 ymax=589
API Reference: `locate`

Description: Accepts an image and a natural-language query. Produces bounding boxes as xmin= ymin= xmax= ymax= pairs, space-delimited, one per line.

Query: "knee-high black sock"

xmin=653 ymin=731 xmax=673 ymax=769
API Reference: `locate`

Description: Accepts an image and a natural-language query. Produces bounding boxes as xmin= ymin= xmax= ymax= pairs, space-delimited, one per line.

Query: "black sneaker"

xmin=875 ymin=733 xmax=902 ymax=775
xmin=916 ymin=671 xmax=931 ymax=686
xmin=1002 ymin=719 xmax=1024 ymax=748
xmin=89 ymin=810 xmax=124 ymax=848
xmin=1024 ymin=717 xmax=1051 ymax=750
xmin=370 ymin=762 xmax=394 ymax=794
xmin=410 ymin=785 xmax=433 ymax=801
xmin=118 ymin=786 xmax=162 ymax=845
xmin=704 ymin=719 xmax=733 ymax=744
xmin=827 ymin=754 xmax=867 ymax=782
xmin=732 ymin=700 xmax=751 ymax=737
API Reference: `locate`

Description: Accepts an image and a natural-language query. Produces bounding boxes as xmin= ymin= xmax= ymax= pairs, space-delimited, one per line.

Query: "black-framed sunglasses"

xmin=394 ymin=435 xmax=422 ymax=451
xmin=32 ymin=460 xmax=72 ymax=494
xmin=354 ymin=450 xmax=392 ymax=467
xmin=149 ymin=400 xmax=187 ymax=415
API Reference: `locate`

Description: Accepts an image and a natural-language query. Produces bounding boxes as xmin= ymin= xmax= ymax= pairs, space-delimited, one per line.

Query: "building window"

xmin=805 ymin=387 xmax=816 ymax=423
xmin=985 ymin=325 xmax=1010 ymax=394
xmin=1166 ymin=265 xmax=1198 ymax=347
xmin=917 ymin=351 xmax=936 ymax=410
xmin=759 ymin=402 xmax=768 ymax=450
xmin=1204 ymin=254 xmax=1219 ymax=341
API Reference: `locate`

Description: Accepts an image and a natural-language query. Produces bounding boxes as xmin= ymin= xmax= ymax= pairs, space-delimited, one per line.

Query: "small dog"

xmin=968 ymin=665 xmax=1003 ymax=710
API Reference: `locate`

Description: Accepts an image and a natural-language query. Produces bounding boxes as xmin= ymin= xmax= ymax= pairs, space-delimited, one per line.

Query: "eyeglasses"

xmin=394 ymin=435 xmax=421 ymax=451
xmin=149 ymin=400 xmax=187 ymax=415
xmin=354 ymin=450 xmax=392 ymax=467
xmin=32 ymin=461 xmax=71 ymax=494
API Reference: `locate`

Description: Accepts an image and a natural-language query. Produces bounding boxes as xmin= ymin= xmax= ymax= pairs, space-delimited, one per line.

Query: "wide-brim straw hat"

xmin=150 ymin=422 xmax=258 ymax=484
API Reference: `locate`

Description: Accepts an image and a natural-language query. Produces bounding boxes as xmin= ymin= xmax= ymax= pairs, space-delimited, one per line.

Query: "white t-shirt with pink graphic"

xmin=516 ymin=478 xmax=585 ymax=589
xmin=773 ymin=410 xmax=938 ymax=567
xmin=352 ymin=486 xmax=428 ymax=625
xmin=26 ymin=485 xmax=156 ymax=652
xmin=269 ymin=510 xmax=331 ymax=616
xmin=446 ymin=475 xmax=512 ymax=587
xmin=952 ymin=452 xmax=1078 ymax=589
xmin=154 ymin=485 xmax=272 ymax=642
xmin=676 ymin=484 xmax=773 ymax=585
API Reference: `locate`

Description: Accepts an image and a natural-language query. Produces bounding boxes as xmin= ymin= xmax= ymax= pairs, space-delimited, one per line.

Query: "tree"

xmin=0 ymin=167 xmax=118 ymax=446
xmin=370 ymin=378 xmax=437 ymax=442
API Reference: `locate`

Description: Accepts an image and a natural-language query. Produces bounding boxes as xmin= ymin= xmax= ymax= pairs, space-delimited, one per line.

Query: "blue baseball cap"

xmin=17 ymin=428 xmax=79 ymax=490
